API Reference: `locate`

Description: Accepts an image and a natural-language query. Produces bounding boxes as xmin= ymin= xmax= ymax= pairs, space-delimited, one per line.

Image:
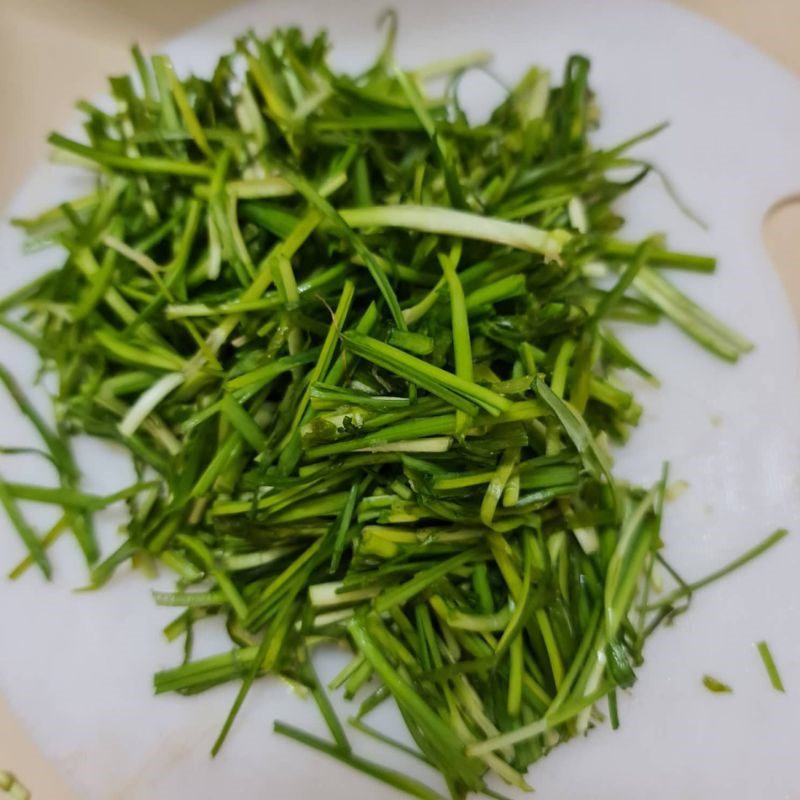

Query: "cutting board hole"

xmin=763 ymin=196 xmax=800 ymax=323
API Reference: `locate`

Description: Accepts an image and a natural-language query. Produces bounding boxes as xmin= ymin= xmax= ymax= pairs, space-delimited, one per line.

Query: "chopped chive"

xmin=340 ymin=205 xmax=570 ymax=259
xmin=649 ymin=529 xmax=789 ymax=610
xmin=602 ymin=239 xmax=716 ymax=272
xmin=344 ymin=332 xmax=511 ymax=416
xmin=274 ymin=722 xmax=447 ymax=800
xmin=633 ymin=266 xmax=753 ymax=361
xmin=755 ymin=641 xmax=785 ymax=693
xmin=0 ymin=475 xmax=51 ymax=578
xmin=48 ymin=133 xmax=213 ymax=178
xmin=702 ymin=675 xmax=732 ymax=694
xmin=211 ymin=600 xmax=295 ymax=756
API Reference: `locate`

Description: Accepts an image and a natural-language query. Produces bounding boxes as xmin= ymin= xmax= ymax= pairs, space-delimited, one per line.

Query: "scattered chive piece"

xmin=702 ymin=675 xmax=733 ymax=694
xmin=0 ymin=770 xmax=31 ymax=800
xmin=0 ymin=475 xmax=51 ymax=579
xmin=274 ymin=722 xmax=448 ymax=800
xmin=756 ymin=641 xmax=785 ymax=693
xmin=648 ymin=529 xmax=789 ymax=611
xmin=0 ymin=19 xmax=788 ymax=800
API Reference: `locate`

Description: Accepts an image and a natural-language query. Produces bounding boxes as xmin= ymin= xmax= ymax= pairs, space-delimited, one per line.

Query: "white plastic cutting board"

xmin=1 ymin=1 xmax=799 ymax=798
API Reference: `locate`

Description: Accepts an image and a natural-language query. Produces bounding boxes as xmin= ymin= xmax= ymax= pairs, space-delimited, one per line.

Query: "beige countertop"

xmin=1 ymin=2 xmax=798 ymax=797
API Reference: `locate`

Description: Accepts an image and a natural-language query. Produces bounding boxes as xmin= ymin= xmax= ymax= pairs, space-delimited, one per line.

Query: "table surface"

xmin=1 ymin=1 xmax=798 ymax=797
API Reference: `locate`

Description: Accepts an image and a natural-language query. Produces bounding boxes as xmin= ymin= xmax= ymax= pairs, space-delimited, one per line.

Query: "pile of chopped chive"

xmin=0 ymin=17 xmax=789 ymax=799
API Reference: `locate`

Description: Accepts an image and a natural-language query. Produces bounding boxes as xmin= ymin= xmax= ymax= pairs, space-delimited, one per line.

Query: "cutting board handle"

xmin=763 ymin=194 xmax=800 ymax=322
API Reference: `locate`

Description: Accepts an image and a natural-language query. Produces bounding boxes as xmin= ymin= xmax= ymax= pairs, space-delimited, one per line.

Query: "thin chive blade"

xmin=274 ymin=722 xmax=447 ymax=800
xmin=756 ymin=641 xmax=785 ymax=693
xmin=0 ymin=476 xmax=51 ymax=579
